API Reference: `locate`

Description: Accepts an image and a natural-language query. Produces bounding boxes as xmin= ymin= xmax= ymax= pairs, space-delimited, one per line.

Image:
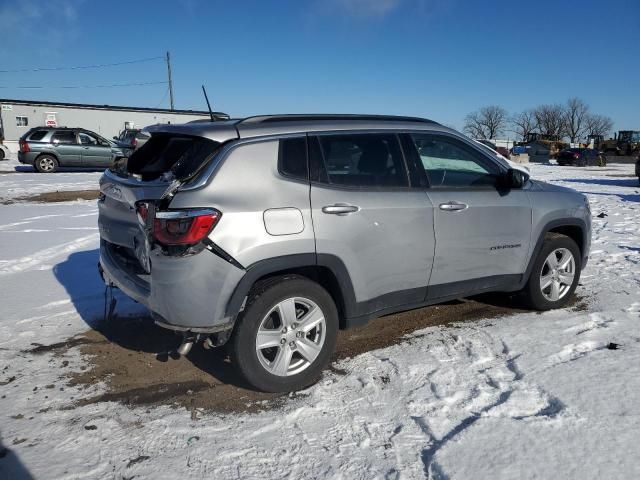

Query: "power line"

xmin=154 ymin=87 xmax=170 ymax=109
xmin=0 ymin=56 xmax=164 ymax=74
xmin=0 ymin=81 xmax=168 ymax=89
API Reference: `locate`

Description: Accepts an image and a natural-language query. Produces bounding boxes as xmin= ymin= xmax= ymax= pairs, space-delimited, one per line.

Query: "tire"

xmin=0 ymin=149 xmax=5 ymax=161
xmin=34 ymin=155 xmax=59 ymax=173
xmin=229 ymin=275 xmax=339 ymax=392
xmin=522 ymin=233 xmax=581 ymax=310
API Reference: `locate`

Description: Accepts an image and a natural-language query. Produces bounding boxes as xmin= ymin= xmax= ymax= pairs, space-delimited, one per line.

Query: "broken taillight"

xmin=136 ymin=202 xmax=149 ymax=224
xmin=153 ymin=209 xmax=221 ymax=246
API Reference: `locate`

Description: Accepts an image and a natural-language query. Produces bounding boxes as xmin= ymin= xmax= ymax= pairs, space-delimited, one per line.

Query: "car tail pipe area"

xmin=166 ymin=328 xmax=233 ymax=360
xmin=176 ymin=335 xmax=195 ymax=356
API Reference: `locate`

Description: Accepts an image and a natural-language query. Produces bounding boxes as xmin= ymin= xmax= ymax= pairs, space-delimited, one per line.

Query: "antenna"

xmin=201 ymin=85 xmax=214 ymax=122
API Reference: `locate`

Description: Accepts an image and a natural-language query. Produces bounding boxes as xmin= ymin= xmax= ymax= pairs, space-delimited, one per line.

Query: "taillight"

xmin=573 ymin=153 xmax=580 ymax=159
xmin=132 ymin=138 xmax=137 ymax=148
xmin=153 ymin=209 xmax=220 ymax=245
xmin=19 ymin=140 xmax=30 ymax=153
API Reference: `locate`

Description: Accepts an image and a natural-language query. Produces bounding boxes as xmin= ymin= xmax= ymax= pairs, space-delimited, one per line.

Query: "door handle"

xmin=322 ymin=204 xmax=359 ymax=215
xmin=439 ymin=201 xmax=468 ymax=212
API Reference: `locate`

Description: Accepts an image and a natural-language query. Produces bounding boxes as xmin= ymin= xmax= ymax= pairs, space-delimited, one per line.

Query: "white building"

xmin=0 ymin=98 xmax=229 ymax=153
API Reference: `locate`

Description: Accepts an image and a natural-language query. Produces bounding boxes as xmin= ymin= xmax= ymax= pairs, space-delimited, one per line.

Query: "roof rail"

xmin=238 ymin=114 xmax=438 ymax=125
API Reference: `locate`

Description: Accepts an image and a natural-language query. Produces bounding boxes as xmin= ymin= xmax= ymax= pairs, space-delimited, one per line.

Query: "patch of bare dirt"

xmin=42 ymin=293 xmax=538 ymax=414
xmin=12 ymin=190 xmax=100 ymax=203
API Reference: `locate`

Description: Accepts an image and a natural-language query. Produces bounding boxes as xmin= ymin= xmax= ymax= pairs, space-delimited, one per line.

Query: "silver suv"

xmin=98 ymin=115 xmax=591 ymax=392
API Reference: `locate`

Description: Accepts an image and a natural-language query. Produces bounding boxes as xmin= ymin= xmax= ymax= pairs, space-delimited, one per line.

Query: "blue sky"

xmin=0 ymin=0 xmax=638 ymax=132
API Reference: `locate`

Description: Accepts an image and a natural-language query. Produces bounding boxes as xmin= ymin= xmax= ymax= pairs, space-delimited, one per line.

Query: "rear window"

xmin=125 ymin=134 xmax=220 ymax=181
xmin=28 ymin=130 xmax=48 ymax=141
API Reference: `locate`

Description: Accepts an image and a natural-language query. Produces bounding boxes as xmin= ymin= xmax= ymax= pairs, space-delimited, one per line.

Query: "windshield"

xmin=619 ymin=131 xmax=640 ymax=142
xmin=123 ymin=133 xmax=221 ymax=181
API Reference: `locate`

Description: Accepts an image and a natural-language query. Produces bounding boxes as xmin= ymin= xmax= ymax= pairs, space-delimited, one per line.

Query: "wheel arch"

xmin=547 ymin=224 xmax=585 ymax=256
xmin=225 ymin=253 xmax=356 ymax=329
xmin=521 ymin=218 xmax=588 ymax=289
xmin=35 ymin=151 xmax=60 ymax=163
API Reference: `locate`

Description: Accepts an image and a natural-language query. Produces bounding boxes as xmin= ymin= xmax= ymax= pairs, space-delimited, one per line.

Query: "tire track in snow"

xmin=405 ymin=331 xmax=568 ymax=479
xmin=0 ymin=233 xmax=98 ymax=276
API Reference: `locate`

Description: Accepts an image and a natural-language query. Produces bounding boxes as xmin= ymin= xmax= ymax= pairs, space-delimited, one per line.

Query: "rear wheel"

xmin=522 ymin=233 xmax=581 ymax=310
xmin=35 ymin=155 xmax=58 ymax=173
xmin=0 ymin=148 xmax=5 ymax=160
xmin=229 ymin=275 xmax=338 ymax=392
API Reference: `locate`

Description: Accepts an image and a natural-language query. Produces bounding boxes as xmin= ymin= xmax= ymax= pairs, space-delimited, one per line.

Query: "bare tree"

xmin=533 ymin=104 xmax=566 ymax=139
xmin=510 ymin=109 xmax=538 ymax=141
xmin=584 ymin=114 xmax=614 ymax=138
xmin=463 ymin=105 xmax=508 ymax=139
xmin=563 ymin=98 xmax=590 ymax=143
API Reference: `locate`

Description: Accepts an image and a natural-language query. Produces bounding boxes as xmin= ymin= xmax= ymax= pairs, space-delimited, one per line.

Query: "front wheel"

xmin=522 ymin=233 xmax=581 ymax=310
xmin=229 ymin=275 xmax=338 ymax=392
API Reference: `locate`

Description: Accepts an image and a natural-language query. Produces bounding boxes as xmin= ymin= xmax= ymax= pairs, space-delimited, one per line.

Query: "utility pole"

xmin=166 ymin=51 xmax=174 ymax=110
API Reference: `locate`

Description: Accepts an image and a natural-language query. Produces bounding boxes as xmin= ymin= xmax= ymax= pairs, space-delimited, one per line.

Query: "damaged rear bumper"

xmin=99 ymin=240 xmax=244 ymax=334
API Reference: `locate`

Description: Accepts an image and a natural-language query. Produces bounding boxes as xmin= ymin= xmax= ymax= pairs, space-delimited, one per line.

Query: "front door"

xmin=406 ymin=132 xmax=532 ymax=297
xmin=79 ymin=132 xmax=112 ymax=167
xmin=309 ymin=133 xmax=435 ymax=317
xmin=50 ymin=130 xmax=82 ymax=166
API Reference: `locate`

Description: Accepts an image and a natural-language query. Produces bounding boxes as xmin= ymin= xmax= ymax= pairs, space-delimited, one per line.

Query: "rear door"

xmin=309 ymin=132 xmax=435 ymax=315
xmin=79 ymin=132 xmax=112 ymax=167
xmin=405 ymin=132 xmax=532 ymax=298
xmin=50 ymin=130 xmax=82 ymax=166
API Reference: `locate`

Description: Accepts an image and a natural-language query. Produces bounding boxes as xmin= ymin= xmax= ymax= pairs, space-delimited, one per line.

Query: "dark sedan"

xmin=557 ymin=148 xmax=603 ymax=167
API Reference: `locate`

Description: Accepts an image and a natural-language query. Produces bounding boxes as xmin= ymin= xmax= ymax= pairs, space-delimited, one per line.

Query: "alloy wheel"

xmin=38 ymin=157 xmax=55 ymax=172
xmin=255 ymin=297 xmax=326 ymax=377
xmin=539 ymin=248 xmax=575 ymax=301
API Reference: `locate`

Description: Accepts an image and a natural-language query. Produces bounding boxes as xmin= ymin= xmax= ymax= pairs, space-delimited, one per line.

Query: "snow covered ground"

xmin=0 ymin=156 xmax=101 ymax=201
xmin=1 ymin=162 xmax=639 ymax=479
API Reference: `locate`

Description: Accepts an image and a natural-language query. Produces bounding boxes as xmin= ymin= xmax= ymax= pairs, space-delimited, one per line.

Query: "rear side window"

xmin=313 ymin=133 xmax=408 ymax=188
xmin=51 ymin=131 xmax=77 ymax=145
xmin=126 ymin=134 xmax=220 ymax=181
xmin=28 ymin=130 xmax=48 ymax=141
xmin=278 ymin=137 xmax=308 ymax=181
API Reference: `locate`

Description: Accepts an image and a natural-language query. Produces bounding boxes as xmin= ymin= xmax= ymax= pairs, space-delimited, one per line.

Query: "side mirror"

xmin=498 ymin=168 xmax=529 ymax=189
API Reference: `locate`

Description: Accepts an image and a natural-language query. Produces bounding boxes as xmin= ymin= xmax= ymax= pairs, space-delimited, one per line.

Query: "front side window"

xmin=16 ymin=116 xmax=28 ymax=127
xmin=410 ymin=134 xmax=500 ymax=187
xmin=51 ymin=131 xmax=77 ymax=145
xmin=79 ymin=133 xmax=98 ymax=145
xmin=314 ymin=133 xmax=407 ymax=187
